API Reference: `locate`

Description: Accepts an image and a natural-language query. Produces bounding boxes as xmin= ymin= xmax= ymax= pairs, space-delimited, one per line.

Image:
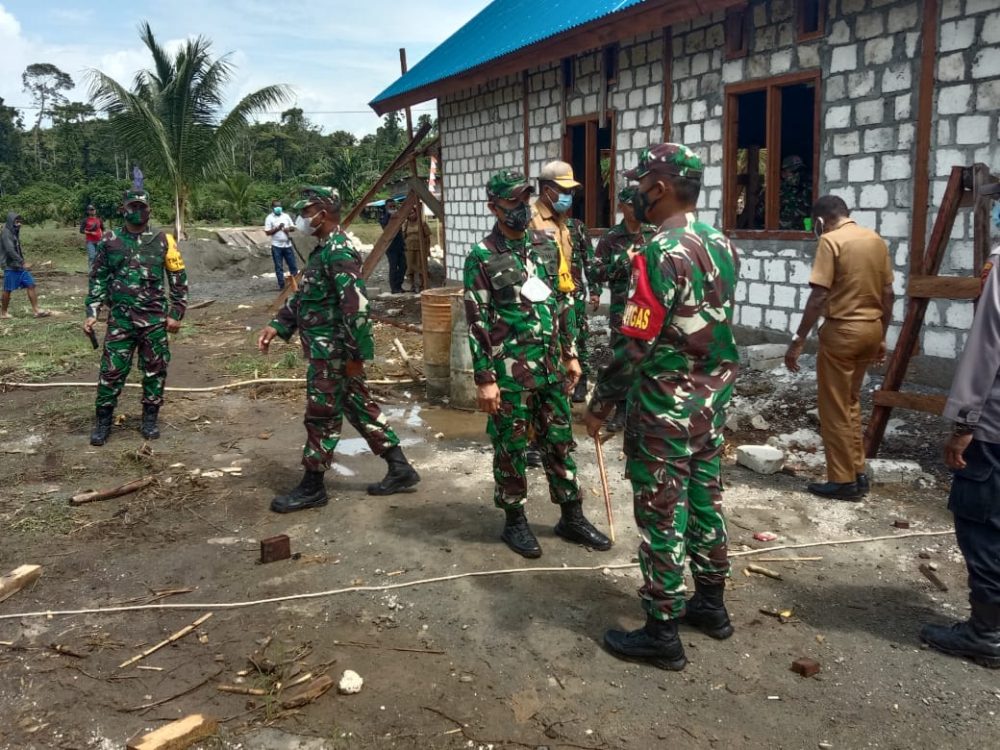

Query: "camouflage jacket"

xmin=779 ymin=179 xmax=813 ymax=230
xmin=592 ymin=221 xmax=657 ymax=324
xmin=85 ymin=227 xmax=188 ymax=325
xmin=270 ymin=230 xmax=373 ymax=362
xmin=529 ymin=202 xmax=593 ymax=296
xmin=590 ymin=212 xmax=740 ymax=437
xmin=463 ymin=225 xmax=577 ymax=391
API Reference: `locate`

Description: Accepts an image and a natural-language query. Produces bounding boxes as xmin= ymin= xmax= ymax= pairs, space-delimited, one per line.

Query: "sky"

xmin=0 ymin=0 xmax=491 ymax=136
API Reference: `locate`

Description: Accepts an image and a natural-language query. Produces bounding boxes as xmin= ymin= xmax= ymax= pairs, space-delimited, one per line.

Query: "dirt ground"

xmin=1 ymin=235 xmax=998 ymax=750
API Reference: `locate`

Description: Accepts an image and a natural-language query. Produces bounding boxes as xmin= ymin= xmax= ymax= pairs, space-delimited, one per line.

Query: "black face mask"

xmin=498 ymin=202 xmax=531 ymax=232
xmin=634 ymin=189 xmax=657 ymax=224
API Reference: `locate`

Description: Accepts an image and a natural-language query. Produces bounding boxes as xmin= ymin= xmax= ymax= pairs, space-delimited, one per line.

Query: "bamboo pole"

xmin=594 ymin=435 xmax=616 ymax=543
xmin=119 ymin=612 xmax=213 ymax=668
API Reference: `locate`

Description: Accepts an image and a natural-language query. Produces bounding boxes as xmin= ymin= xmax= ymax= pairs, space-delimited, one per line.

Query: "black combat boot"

xmin=271 ymin=470 xmax=329 ymax=513
xmin=572 ymin=374 xmax=589 ymax=404
xmin=682 ymin=579 xmax=734 ymax=639
xmin=367 ymin=446 xmax=420 ymax=495
xmin=140 ymin=404 xmax=160 ymax=440
xmin=554 ymin=500 xmax=612 ymax=550
xmin=604 ymin=615 xmax=688 ymax=671
xmin=525 ymin=441 xmax=543 ymax=467
xmin=605 ymin=401 xmax=626 ymax=433
xmin=501 ymin=506 xmax=541 ymax=558
xmin=807 ymin=480 xmax=862 ymax=500
xmin=89 ymin=405 xmax=114 ymax=446
xmin=920 ymin=599 xmax=1000 ymax=668
xmin=856 ymin=472 xmax=870 ymax=496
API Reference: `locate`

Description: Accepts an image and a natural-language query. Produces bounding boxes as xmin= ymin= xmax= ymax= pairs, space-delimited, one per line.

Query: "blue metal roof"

xmin=370 ymin=0 xmax=647 ymax=107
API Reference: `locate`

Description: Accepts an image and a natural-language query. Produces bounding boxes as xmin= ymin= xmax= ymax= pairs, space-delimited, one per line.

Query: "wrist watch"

xmin=953 ymin=423 xmax=975 ymax=437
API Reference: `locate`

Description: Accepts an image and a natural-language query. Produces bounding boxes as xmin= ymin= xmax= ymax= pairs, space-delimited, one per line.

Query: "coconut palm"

xmin=88 ymin=23 xmax=289 ymax=238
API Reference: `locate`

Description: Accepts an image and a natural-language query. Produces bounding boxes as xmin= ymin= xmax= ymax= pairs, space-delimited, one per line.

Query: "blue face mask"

xmin=552 ymin=192 xmax=573 ymax=214
xmin=273 ymin=206 xmax=282 ymax=215
xmin=992 ymin=201 xmax=1000 ymax=230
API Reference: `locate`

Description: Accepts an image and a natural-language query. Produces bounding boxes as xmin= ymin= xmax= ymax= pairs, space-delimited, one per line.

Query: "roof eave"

xmin=369 ymin=0 xmax=745 ymax=116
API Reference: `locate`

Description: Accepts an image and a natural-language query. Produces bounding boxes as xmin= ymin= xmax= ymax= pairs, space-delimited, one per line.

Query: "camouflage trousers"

xmin=573 ymin=291 xmax=590 ymax=373
xmin=96 ymin=321 xmax=170 ymax=409
xmin=487 ymin=383 xmax=580 ymax=509
xmin=625 ymin=429 xmax=731 ymax=621
xmin=302 ymin=359 xmax=400 ymax=472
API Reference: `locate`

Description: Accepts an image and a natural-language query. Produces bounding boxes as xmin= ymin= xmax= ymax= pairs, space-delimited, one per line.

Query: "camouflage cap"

xmin=486 ymin=170 xmax=533 ymax=200
xmin=123 ymin=189 xmax=150 ymax=206
xmin=618 ymin=185 xmax=639 ymax=204
xmin=624 ymin=143 xmax=703 ymax=182
xmin=781 ymin=155 xmax=805 ymax=171
xmin=293 ymin=185 xmax=342 ymax=211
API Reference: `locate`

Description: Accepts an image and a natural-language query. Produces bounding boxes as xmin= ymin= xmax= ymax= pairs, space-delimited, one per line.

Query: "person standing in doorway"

xmin=403 ymin=202 xmax=431 ymax=293
xmin=265 ymin=199 xmax=297 ymax=290
xmin=784 ymin=195 xmax=894 ymax=500
xmin=79 ymin=204 xmax=105 ymax=270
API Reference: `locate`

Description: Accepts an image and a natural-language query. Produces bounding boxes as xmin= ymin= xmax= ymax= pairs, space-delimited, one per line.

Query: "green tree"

xmin=0 ymin=97 xmax=26 ymax=195
xmin=217 ymin=173 xmax=256 ymax=223
xmin=87 ymin=22 xmax=289 ymax=238
xmin=21 ymin=63 xmax=74 ymax=172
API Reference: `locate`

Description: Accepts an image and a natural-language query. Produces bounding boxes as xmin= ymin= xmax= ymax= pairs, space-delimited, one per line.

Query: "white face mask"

xmin=295 ymin=213 xmax=317 ymax=236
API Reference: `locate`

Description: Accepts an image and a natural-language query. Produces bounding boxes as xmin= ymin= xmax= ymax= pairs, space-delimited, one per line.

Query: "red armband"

xmin=619 ymin=254 xmax=666 ymax=341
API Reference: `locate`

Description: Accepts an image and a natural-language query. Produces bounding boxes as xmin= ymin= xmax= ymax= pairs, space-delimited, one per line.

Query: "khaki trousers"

xmin=817 ymin=319 xmax=883 ymax=483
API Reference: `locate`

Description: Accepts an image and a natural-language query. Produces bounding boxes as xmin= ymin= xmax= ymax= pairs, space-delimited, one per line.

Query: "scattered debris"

xmin=865 ymin=458 xmax=925 ymax=484
xmin=338 ymin=669 xmax=364 ymax=695
xmin=893 ymin=519 xmax=911 ymax=529
xmin=126 ymin=714 xmax=218 ymax=750
xmin=919 ymin=563 xmax=948 ymax=592
xmin=736 ymin=445 xmax=784 ymax=475
xmin=260 ymin=535 xmax=291 ymax=564
xmin=0 ymin=564 xmax=42 ymax=603
xmin=216 ymin=684 xmax=267 ymax=696
xmin=281 ymin=674 xmax=335 ymax=708
xmin=750 ymin=414 xmax=770 ymax=430
xmin=760 ymin=607 xmax=795 ymax=623
xmin=791 ymin=658 xmax=821 ymax=678
xmin=119 ymin=613 xmax=214 ymax=669
xmin=70 ymin=476 xmax=154 ymax=506
xmin=754 ymin=531 xmax=779 ymax=542
xmin=746 ymin=564 xmax=783 ymax=581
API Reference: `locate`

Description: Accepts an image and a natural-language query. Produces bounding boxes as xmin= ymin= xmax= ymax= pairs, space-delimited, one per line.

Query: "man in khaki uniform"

xmin=530 ymin=160 xmax=594 ymax=403
xmin=403 ymin=203 xmax=431 ymax=292
xmin=785 ymin=195 xmax=894 ymax=500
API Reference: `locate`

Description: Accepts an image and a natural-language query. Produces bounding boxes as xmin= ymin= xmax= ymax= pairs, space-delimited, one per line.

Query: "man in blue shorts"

xmin=1 ymin=212 xmax=49 ymax=319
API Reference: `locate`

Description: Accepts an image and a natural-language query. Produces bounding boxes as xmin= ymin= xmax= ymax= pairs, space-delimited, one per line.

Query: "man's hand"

xmin=258 ymin=325 xmax=278 ymax=353
xmin=477 ymin=382 xmax=501 ymax=415
xmin=345 ymin=360 xmax=364 ymax=378
xmin=589 ymin=294 xmax=600 ymax=312
xmin=784 ymin=339 xmax=804 ymax=373
xmin=874 ymin=340 xmax=887 ymax=367
xmin=564 ymin=357 xmax=582 ymax=394
xmin=584 ymin=409 xmax=605 ymax=438
xmin=83 ymin=317 xmax=97 ymax=334
xmin=945 ymin=433 xmax=973 ymax=470
xmin=166 ymin=318 xmax=181 ymax=334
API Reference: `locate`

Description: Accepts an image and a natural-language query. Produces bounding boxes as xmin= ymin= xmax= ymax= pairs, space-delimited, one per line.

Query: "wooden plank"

xmin=907 ymin=275 xmax=980 ymax=300
xmin=764 ymin=83 xmax=781 ymax=231
xmin=370 ymin=0 xmax=744 ymax=115
xmin=522 ymin=72 xmax=530 ymax=175
xmin=872 ymin=391 xmax=947 ymax=415
xmin=910 ymin=0 xmax=939 ymax=274
xmin=405 ymin=175 xmax=443 ymax=221
xmin=126 ymin=714 xmax=218 ymax=750
xmin=0 ymin=564 xmax=42 ymax=603
xmin=361 ymin=192 xmax=420 ymax=280
xmin=662 ymin=26 xmax=672 ymax=142
xmin=972 ymin=163 xmax=993 ymax=272
xmin=341 ymin=121 xmax=431 ymax=228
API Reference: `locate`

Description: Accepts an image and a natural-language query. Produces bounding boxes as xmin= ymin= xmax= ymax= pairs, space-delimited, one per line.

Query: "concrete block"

xmin=882 ymin=65 xmax=912 ymax=94
xmin=826 ymin=105 xmax=852 ymax=129
xmin=740 ymin=343 xmax=787 ymax=371
xmin=831 ymin=45 xmax=859 ymax=73
xmin=956 ymin=115 xmax=991 ymax=145
xmin=973 ymin=47 xmax=1000 ymax=80
xmin=938 ymin=84 xmax=973 ymax=115
xmin=864 ymin=458 xmax=925 ymax=484
xmin=940 ymin=19 xmax=976 ymax=53
xmin=737 ymin=445 xmax=785 ymax=475
xmin=848 ymin=157 xmax=876 ymax=182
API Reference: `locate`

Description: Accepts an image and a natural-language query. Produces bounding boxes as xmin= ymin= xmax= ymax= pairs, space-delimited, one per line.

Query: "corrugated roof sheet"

xmin=370 ymin=0 xmax=648 ymax=106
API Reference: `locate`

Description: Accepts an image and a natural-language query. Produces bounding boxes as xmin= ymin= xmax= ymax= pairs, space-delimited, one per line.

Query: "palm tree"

xmin=88 ymin=23 xmax=289 ymax=238
xmin=218 ymin=173 xmax=255 ymax=224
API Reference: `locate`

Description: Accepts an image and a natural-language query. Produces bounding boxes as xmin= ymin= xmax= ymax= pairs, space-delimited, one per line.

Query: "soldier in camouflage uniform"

xmin=530 ymin=160 xmax=595 ymax=404
xmin=258 ymin=186 xmax=420 ymax=513
xmin=584 ymin=144 xmax=740 ymax=671
xmin=83 ymin=188 xmax=188 ymax=445
xmin=465 ymin=170 xmax=611 ymax=558
xmin=779 ymin=155 xmax=813 ymax=230
xmin=591 ymin=186 xmax=656 ymax=433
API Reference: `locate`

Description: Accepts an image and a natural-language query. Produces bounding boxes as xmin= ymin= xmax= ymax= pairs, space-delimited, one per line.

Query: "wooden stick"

xmin=216 ymin=684 xmax=267 ymax=696
xmin=71 ymin=476 xmax=154 ymax=506
xmin=119 ymin=613 xmax=213 ymax=668
xmin=919 ymin=563 xmax=948 ymax=591
xmin=393 ymin=338 xmax=421 ymax=379
xmin=3 ymin=376 xmax=423 ymax=392
xmin=753 ymin=557 xmax=823 ymax=563
xmin=746 ymin=564 xmax=783 ymax=580
xmin=186 ymin=299 xmax=216 ymax=311
xmin=0 ymin=565 xmax=42 ymax=603
xmin=594 ymin=435 xmax=616 ymax=543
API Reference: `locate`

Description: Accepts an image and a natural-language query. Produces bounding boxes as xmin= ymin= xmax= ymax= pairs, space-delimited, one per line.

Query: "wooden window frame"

xmin=796 ymin=0 xmax=826 ymax=43
xmin=723 ymin=70 xmax=821 ymax=241
xmin=562 ymin=112 xmax=617 ymax=231
xmin=724 ymin=6 xmax=750 ymax=60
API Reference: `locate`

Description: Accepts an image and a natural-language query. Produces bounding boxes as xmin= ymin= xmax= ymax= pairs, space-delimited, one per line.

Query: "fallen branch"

xmin=216 ymin=684 xmax=267 ymax=696
xmin=0 ymin=530 xmax=957 ymax=621
xmin=187 ymin=299 xmax=216 ymax=311
xmin=121 ymin=668 xmax=223 ymax=713
xmin=2 ymin=376 xmax=423 ymax=392
xmin=371 ymin=314 xmax=422 ymax=333
xmin=334 ymin=640 xmax=445 ymax=655
xmin=70 ymin=477 xmax=154 ymax=506
xmin=746 ymin=564 xmax=783 ymax=581
xmin=393 ymin=338 xmax=421 ymax=379
xmin=753 ymin=557 xmax=822 ymax=563
xmin=919 ymin=563 xmax=948 ymax=591
xmin=119 ymin=613 xmax=213 ymax=668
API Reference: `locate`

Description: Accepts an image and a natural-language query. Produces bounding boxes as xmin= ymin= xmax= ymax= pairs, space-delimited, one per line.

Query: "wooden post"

xmin=400 ymin=48 xmax=430 ymax=291
xmin=910 ymin=0 xmax=939 ymax=274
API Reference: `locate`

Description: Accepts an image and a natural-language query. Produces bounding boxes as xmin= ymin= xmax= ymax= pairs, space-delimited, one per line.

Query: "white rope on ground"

xmin=0 ymin=530 xmax=954 ymax=621
xmin=0 ymin=377 xmax=422 ymax=392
